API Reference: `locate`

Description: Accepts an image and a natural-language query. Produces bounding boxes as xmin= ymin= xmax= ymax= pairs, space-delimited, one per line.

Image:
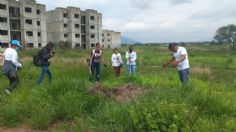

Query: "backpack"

xmin=33 ymin=53 xmax=42 ymax=66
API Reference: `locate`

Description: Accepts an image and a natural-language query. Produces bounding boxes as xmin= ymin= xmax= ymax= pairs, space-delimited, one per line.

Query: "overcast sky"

xmin=37 ymin=0 xmax=236 ymax=43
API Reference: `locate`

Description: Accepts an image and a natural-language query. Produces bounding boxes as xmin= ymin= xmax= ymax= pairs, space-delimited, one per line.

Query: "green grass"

xmin=0 ymin=45 xmax=235 ymax=131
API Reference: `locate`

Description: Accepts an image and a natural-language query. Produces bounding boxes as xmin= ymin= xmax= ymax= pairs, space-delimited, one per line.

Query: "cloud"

xmin=36 ymin=0 xmax=236 ymax=42
xmin=169 ymin=0 xmax=193 ymax=5
xmin=128 ymin=0 xmax=155 ymax=9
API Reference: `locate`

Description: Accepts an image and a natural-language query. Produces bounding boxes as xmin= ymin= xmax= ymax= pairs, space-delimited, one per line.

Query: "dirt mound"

xmin=87 ymin=83 xmax=150 ymax=102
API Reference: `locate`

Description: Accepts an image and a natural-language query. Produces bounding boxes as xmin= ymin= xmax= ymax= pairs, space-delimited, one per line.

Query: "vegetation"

xmin=0 ymin=45 xmax=235 ymax=131
xmin=214 ymin=24 xmax=236 ymax=45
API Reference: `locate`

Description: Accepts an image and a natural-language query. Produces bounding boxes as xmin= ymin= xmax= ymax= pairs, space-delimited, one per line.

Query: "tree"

xmin=214 ymin=24 xmax=236 ymax=44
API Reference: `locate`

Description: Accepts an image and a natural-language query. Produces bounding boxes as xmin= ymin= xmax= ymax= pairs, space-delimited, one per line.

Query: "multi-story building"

xmin=102 ymin=30 xmax=121 ymax=48
xmin=46 ymin=7 xmax=102 ymax=49
xmin=0 ymin=0 xmax=47 ymax=48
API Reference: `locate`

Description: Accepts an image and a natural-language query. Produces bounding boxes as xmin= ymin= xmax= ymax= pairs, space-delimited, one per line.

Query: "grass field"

xmin=0 ymin=45 xmax=235 ymax=131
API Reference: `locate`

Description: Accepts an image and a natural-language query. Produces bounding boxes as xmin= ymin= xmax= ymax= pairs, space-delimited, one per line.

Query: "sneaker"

xmin=5 ymin=89 xmax=11 ymax=95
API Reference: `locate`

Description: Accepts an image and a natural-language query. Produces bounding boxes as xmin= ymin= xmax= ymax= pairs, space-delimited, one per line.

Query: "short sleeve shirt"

xmin=172 ymin=47 xmax=190 ymax=70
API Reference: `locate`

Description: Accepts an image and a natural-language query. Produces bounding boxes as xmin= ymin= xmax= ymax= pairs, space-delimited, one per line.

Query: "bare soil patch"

xmin=191 ymin=67 xmax=212 ymax=75
xmin=0 ymin=125 xmax=32 ymax=132
xmin=87 ymin=83 xmax=150 ymax=102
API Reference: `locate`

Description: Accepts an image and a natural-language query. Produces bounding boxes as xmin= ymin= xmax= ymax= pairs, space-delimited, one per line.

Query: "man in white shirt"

xmin=126 ymin=45 xmax=137 ymax=75
xmin=3 ymin=40 xmax=23 ymax=95
xmin=163 ymin=43 xmax=190 ymax=83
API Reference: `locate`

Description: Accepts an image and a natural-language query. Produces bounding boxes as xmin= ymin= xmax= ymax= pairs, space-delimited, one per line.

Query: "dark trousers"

xmin=114 ymin=67 xmax=121 ymax=77
xmin=6 ymin=72 xmax=19 ymax=92
xmin=36 ymin=66 xmax=52 ymax=85
xmin=178 ymin=68 xmax=190 ymax=84
xmin=90 ymin=62 xmax=100 ymax=81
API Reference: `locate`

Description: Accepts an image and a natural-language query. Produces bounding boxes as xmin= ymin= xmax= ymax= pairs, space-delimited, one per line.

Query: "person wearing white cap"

xmin=3 ymin=40 xmax=23 ymax=95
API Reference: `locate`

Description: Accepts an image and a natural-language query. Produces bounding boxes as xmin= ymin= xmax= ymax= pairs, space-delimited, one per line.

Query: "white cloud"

xmin=36 ymin=0 xmax=236 ymax=42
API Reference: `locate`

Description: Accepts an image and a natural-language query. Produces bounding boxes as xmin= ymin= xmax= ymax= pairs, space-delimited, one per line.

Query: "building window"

xmin=63 ymin=13 xmax=67 ymax=18
xmin=37 ymin=21 xmax=40 ymax=26
xmin=38 ymin=32 xmax=41 ymax=37
xmin=75 ymin=34 xmax=80 ymax=38
xmin=25 ymin=7 xmax=32 ymax=13
xmin=90 ymin=25 xmax=95 ymax=29
xmin=108 ymin=39 xmax=111 ymax=42
xmin=37 ymin=9 xmax=40 ymax=15
xmin=0 ymin=30 xmax=8 ymax=35
xmin=0 ymin=4 xmax=7 ymax=10
xmin=75 ymin=24 xmax=80 ymax=28
xmin=38 ymin=43 xmax=42 ymax=48
xmin=107 ymin=33 xmax=110 ymax=36
xmin=25 ymin=19 xmax=32 ymax=25
xmin=81 ymin=26 xmax=86 ymax=33
xmin=75 ymin=43 xmax=80 ymax=48
xmin=91 ymin=43 xmax=95 ymax=47
xmin=90 ymin=16 xmax=95 ymax=20
xmin=64 ymin=24 xmax=67 ymax=28
xmin=28 ymin=43 xmax=34 ymax=48
xmin=10 ymin=19 xmax=21 ymax=30
xmin=81 ymin=16 xmax=86 ymax=24
xmin=74 ymin=14 xmax=79 ymax=18
xmin=91 ymin=34 xmax=95 ymax=38
xmin=9 ymin=7 xmax=20 ymax=18
xmin=102 ymin=39 xmax=104 ymax=42
xmin=82 ymin=35 xmax=86 ymax=42
xmin=26 ymin=31 xmax=33 ymax=36
xmin=64 ymin=34 xmax=68 ymax=38
xmin=0 ymin=17 xmax=7 ymax=23
xmin=0 ymin=43 xmax=9 ymax=48
xmin=102 ymin=34 xmax=104 ymax=36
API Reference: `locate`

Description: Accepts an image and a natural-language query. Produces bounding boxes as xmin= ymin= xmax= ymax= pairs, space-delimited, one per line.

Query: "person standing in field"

xmin=126 ymin=45 xmax=137 ymax=75
xmin=36 ymin=42 xmax=54 ymax=85
xmin=163 ymin=43 xmax=190 ymax=84
xmin=3 ymin=40 xmax=23 ymax=95
xmin=89 ymin=43 xmax=103 ymax=82
xmin=111 ymin=48 xmax=123 ymax=77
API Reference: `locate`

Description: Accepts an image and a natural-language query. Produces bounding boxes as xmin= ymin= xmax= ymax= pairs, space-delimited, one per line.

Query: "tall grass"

xmin=0 ymin=45 xmax=235 ymax=131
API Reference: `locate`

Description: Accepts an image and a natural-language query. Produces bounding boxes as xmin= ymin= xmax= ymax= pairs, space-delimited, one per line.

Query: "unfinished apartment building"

xmin=102 ymin=30 xmax=121 ymax=48
xmin=0 ymin=0 xmax=47 ymax=48
xmin=46 ymin=7 xmax=102 ymax=49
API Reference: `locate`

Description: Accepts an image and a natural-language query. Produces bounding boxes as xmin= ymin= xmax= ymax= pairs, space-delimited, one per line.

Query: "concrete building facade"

xmin=46 ymin=7 xmax=102 ymax=49
xmin=0 ymin=0 xmax=47 ymax=48
xmin=102 ymin=30 xmax=121 ymax=48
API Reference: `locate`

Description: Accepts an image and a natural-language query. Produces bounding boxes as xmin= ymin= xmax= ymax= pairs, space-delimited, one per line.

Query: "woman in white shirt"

xmin=126 ymin=45 xmax=137 ymax=75
xmin=3 ymin=40 xmax=23 ymax=95
xmin=111 ymin=48 xmax=123 ymax=77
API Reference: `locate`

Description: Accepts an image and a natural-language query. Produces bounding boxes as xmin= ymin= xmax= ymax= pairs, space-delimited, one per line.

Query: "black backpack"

xmin=33 ymin=53 xmax=42 ymax=66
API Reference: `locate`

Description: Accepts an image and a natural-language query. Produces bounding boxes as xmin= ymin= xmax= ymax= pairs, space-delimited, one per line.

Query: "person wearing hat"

xmin=3 ymin=40 xmax=23 ymax=95
xmin=126 ymin=45 xmax=137 ymax=75
xmin=36 ymin=42 xmax=54 ymax=85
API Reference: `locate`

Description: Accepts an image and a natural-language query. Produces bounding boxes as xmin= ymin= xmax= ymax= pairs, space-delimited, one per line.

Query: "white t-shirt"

xmin=4 ymin=48 xmax=22 ymax=67
xmin=126 ymin=51 xmax=137 ymax=65
xmin=111 ymin=53 xmax=123 ymax=67
xmin=172 ymin=47 xmax=189 ymax=70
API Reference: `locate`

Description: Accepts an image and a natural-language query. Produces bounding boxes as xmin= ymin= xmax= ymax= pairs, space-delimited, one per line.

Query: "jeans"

xmin=36 ymin=66 xmax=52 ymax=85
xmin=178 ymin=68 xmax=189 ymax=84
xmin=90 ymin=62 xmax=100 ymax=81
xmin=127 ymin=64 xmax=136 ymax=75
